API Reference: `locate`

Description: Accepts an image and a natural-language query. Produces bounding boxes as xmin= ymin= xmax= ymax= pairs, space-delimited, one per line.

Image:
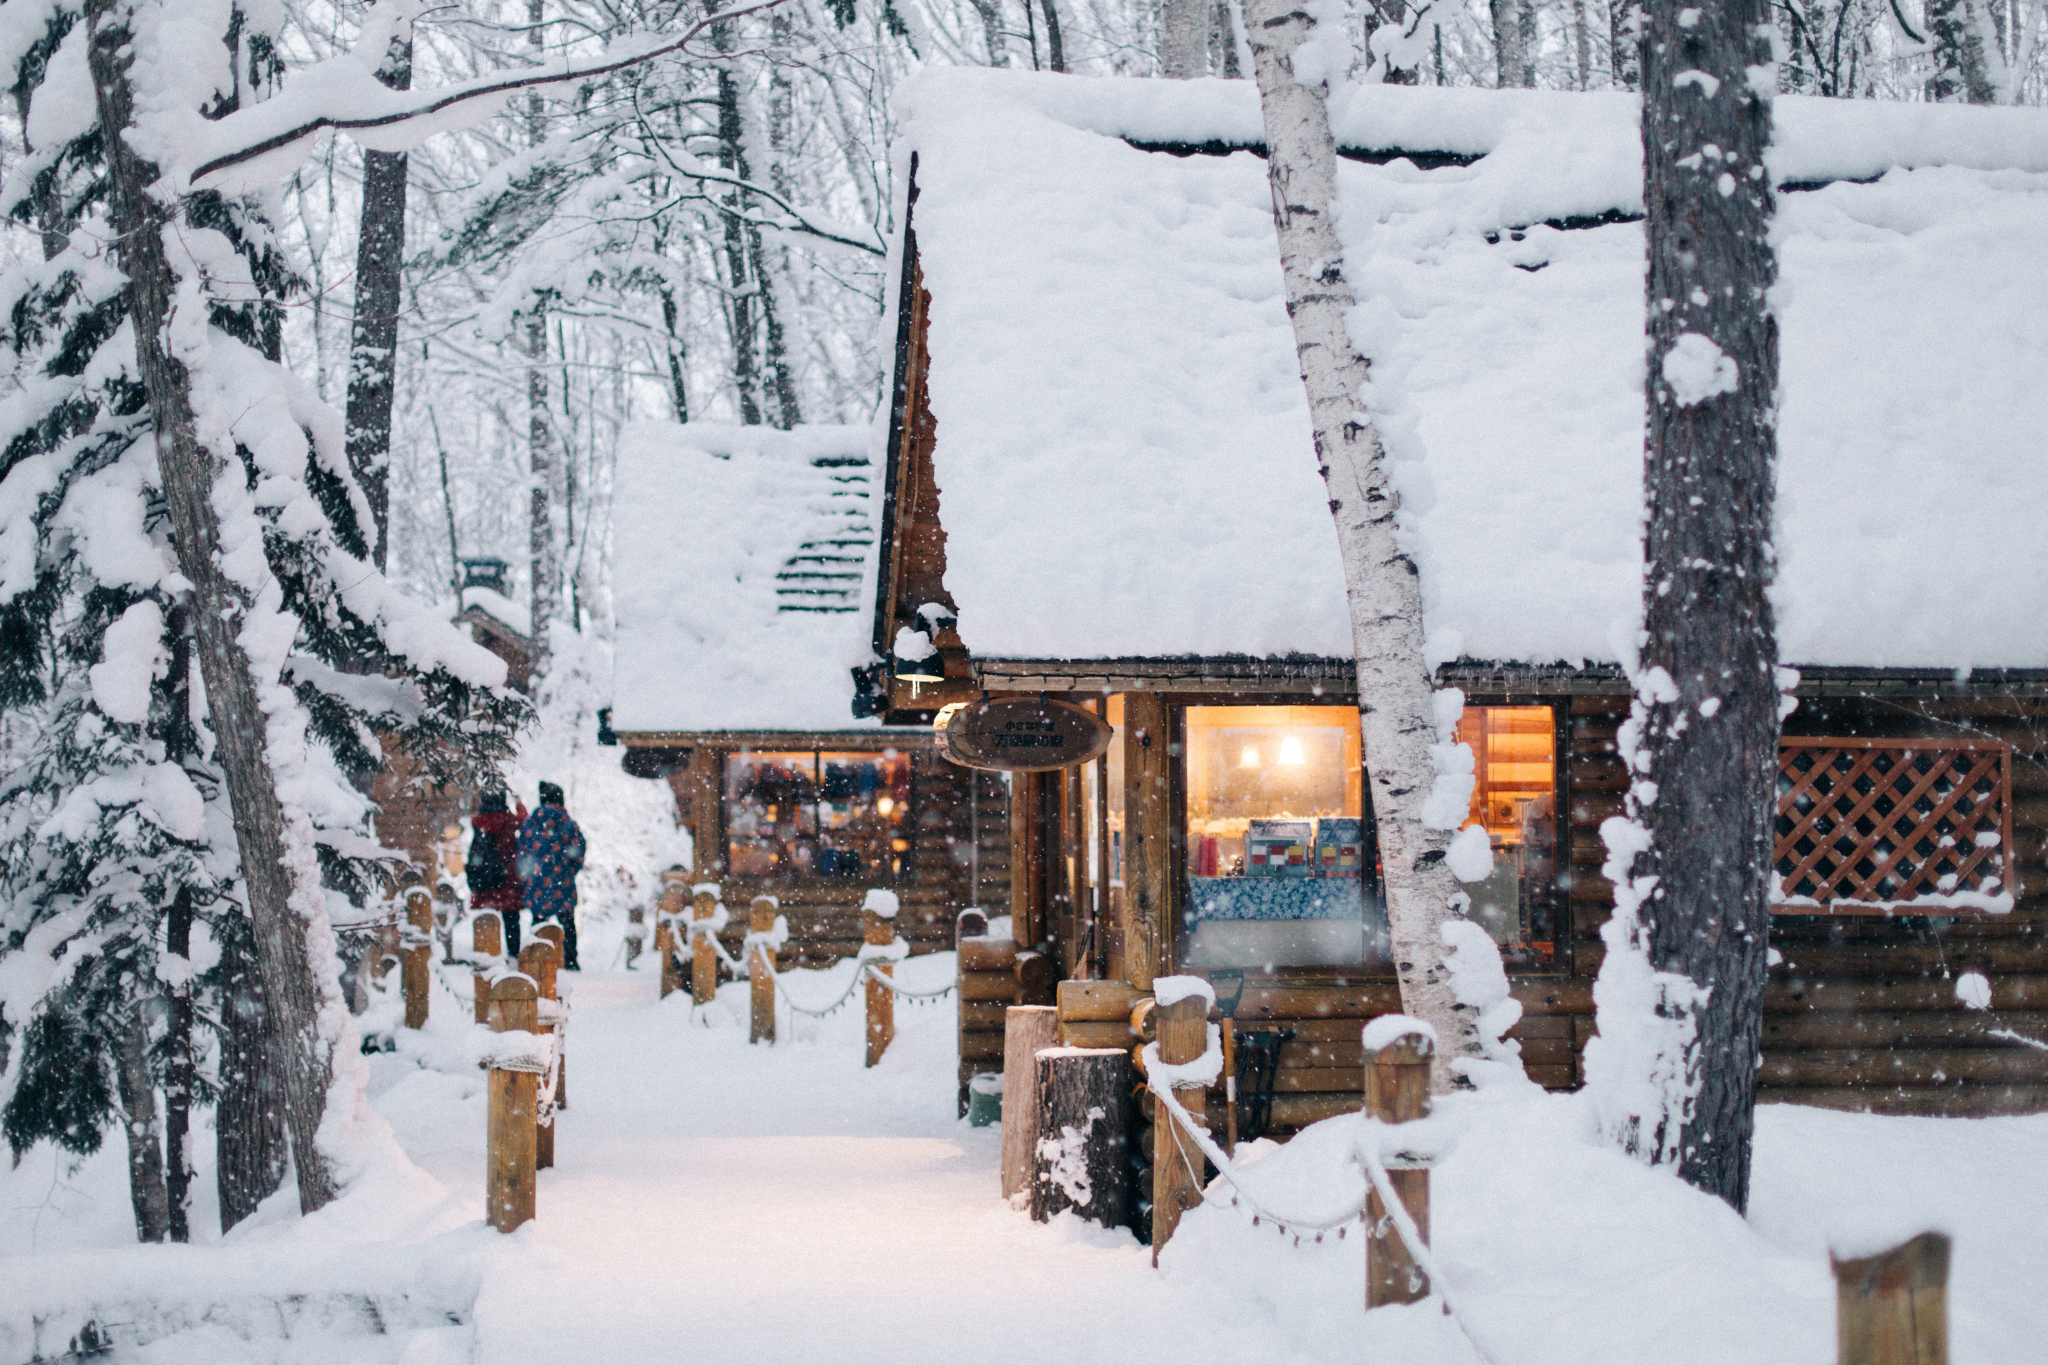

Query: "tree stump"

xmin=1834 ymin=1232 xmax=1950 ymax=1365
xmin=1366 ymin=1025 xmax=1434 ymax=1309
xmin=486 ymin=974 xmax=539 ymax=1232
xmin=691 ymin=885 xmax=721 ymax=1005
xmin=520 ymin=942 xmax=560 ymax=1170
xmin=472 ymin=911 xmax=503 ymax=1024
xmin=402 ymin=885 xmax=434 ymax=1029
xmin=749 ymin=896 xmax=778 ymax=1045
xmin=1000 ymin=1005 xmax=1059 ymax=1200
xmin=1031 ymin=1047 xmax=1131 ymax=1229
xmin=1151 ymin=993 xmax=1209 ymax=1260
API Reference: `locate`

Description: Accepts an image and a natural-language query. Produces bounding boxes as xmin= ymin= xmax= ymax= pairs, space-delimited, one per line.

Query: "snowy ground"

xmin=6 ymin=952 xmax=2045 ymax=1364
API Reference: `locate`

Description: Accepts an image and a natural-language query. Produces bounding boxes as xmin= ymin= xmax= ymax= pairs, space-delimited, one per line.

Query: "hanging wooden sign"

xmin=938 ymin=697 xmax=1113 ymax=772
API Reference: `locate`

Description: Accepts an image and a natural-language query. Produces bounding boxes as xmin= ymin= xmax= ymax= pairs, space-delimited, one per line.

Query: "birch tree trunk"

xmin=1600 ymin=0 xmax=1779 ymax=1213
xmin=1160 ymin=0 xmax=1209 ymax=76
xmin=526 ymin=0 xmax=558 ymax=670
xmin=113 ymin=1020 xmax=170 ymax=1242
xmin=1241 ymin=0 xmax=1484 ymax=1090
xmin=343 ymin=20 xmax=414 ymax=570
xmin=1925 ymin=0 xmax=1999 ymax=102
xmin=86 ymin=0 xmax=335 ymax=1216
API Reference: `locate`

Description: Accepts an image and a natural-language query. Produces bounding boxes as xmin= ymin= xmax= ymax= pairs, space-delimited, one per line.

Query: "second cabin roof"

xmin=889 ymin=71 xmax=2048 ymax=673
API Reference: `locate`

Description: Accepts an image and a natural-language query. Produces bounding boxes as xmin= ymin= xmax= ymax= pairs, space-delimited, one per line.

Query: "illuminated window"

xmin=726 ymin=749 xmax=913 ymax=880
xmin=1453 ymin=706 xmax=1559 ymax=966
xmin=1182 ymin=705 xmax=1385 ymax=969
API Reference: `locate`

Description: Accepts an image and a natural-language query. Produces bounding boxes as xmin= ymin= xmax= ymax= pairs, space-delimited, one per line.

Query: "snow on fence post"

xmin=472 ymin=911 xmax=504 ymax=1024
xmin=748 ymin=895 xmax=780 ymax=1044
xmin=862 ymin=890 xmax=901 ymax=1068
xmin=691 ymin=884 xmax=723 ymax=1004
xmin=402 ymin=880 xmax=435 ymax=1029
xmin=1364 ymin=1018 xmax=1435 ymax=1308
xmin=1000 ymin=1005 xmax=1059 ymax=1200
xmin=1151 ymin=983 xmax=1215 ymax=1261
xmin=533 ymin=924 xmax=568 ymax=1112
xmin=1832 ymin=1232 xmax=1950 ymax=1365
xmin=657 ymin=873 xmax=686 ymax=999
xmin=487 ymin=974 xmax=540 ymax=1232
xmin=520 ymin=941 xmax=560 ymax=1170
xmin=1030 ymin=1047 xmax=1131 ymax=1229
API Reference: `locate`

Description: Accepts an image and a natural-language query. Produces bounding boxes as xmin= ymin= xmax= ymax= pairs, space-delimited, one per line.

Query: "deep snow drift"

xmin=5 ymin=941 xmax=2044 ymax=1364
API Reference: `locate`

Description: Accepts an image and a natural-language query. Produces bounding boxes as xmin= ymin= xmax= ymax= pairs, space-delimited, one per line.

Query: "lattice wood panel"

xmin=1774 ymin=738 xmax=2014 ymax=913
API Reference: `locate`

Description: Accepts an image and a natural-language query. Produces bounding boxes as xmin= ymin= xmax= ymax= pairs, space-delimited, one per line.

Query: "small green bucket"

xmin=967 ymin=1072 xmax=1003 ymax=1127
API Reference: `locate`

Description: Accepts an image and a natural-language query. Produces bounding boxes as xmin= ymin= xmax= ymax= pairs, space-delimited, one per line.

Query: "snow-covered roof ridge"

xmin=610 ymin=421 xmax=894 ymax=734
xmin=896 ymin=72 xmax=2048 ymax=672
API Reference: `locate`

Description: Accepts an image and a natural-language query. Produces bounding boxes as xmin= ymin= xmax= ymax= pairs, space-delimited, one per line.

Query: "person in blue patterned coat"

xmin=517 ymin=782 xmax=587 ymax=970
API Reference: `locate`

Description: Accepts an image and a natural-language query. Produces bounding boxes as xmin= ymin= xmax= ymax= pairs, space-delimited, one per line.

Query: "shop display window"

xmin=1181 ymin=705 xmax=1386 ymax=969
xmin=726 ymin=749 xmax=913 ymax=880
xmin=1453 ymin=706 xmax=1560 ymax=967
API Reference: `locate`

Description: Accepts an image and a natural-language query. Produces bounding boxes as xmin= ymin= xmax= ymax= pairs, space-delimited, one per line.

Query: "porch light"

xmin=1278 ymin=736 xmax=1306 ymax=766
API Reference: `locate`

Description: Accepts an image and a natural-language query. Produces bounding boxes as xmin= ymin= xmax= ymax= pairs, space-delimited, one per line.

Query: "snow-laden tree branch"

xmin=188 ymin=0 xmax=796 ymax=190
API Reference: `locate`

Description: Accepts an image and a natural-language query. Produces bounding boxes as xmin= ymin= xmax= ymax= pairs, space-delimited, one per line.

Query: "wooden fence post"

xmin=1151 ymin=993 xmax=1208 ymax=1262
xmin=691 ymin=884 xmax=721 ymax=1004
xmin=487 ymin=974 xmax=539 ymax=1232
xmin=863 ymin=900 xmax=896 ymax=1068
xmin=402 ymin=883 xmax=434 ymax=1029
xmin=624 ymin=903 xmax=646 ymax=967
xmin=1000 ymin=1005 xmax=1059 ymax=1200
xmin=1833 ymin=1232 xmax=1950 ymax=1365
xmin=531 ymin=924 xmax=568 ymax=1112
xmin=520 ymin=941 xmax=559 ymax=1171
xmin=1365 ymin=1025 xmax=1434 ymax=1309
xmin=749 ymin=895 xmax=778 ymax=1045
xmin=1030 ymin=1046 xmax=1131 ymax=1229
xmin=657 ymin=871 xmax=686 ymax=998
xmin=472 ymin=911 xmax=503 ymax=1024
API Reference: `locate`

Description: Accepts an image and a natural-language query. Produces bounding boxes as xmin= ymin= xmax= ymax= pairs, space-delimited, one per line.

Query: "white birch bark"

xmin=1241 ymin=0 xmax=1485 ymax=1090
xmin=1160 ymin=0 xmax=1209 ymax=76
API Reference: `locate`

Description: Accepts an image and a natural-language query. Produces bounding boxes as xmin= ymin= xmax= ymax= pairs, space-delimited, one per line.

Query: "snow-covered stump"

xmin=863 ymin=900 xmax=896 ymax=1068
xmin=520 ymin=941 xmax=561 ymax=1170
xmin=487 ymin=975 xmax=540 ymax=1233
xmin=403 ymin=883 xmax=435 ymax=1030
xmin=1030 ymin=1047 xmax=1131 ymax=1230
xmin=1364 ymin=1023 xmax=1434 ymax=1308
xmin=1001 ymin=1005 xmax=1059 ymax=1201
xmin=691 ymin=884 xmax=723 ymax=1004
xmin=1832 ymin=1233 xmax=1950 ymax=1365
xmin=748 ymin=896 xmax=780 ymax=1045
xmin=472 ymin=912 xmax=504 ymax=1024
xmin=1151 ymin=991 xmax=1211 ymax=1261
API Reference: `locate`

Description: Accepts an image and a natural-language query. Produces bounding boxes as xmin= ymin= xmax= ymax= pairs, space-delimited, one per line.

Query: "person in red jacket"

xmin=467 ymin=789 xmax=526 ymax=956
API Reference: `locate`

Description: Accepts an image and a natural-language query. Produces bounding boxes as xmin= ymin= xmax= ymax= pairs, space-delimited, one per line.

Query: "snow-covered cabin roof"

xmin=611 ymin=422 xmax=888 ymax=733
xmin=893 ymin=71 xmax=2048 ymax=672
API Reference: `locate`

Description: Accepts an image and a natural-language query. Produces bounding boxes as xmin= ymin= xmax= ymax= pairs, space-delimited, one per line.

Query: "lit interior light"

xmin=1278 ymin=735 xmax=1306 ymax=766
xmin=877 ymin=796 xmax=896 ymax=816
xmin=1239 ymin=744 xmax=1262 ymax=769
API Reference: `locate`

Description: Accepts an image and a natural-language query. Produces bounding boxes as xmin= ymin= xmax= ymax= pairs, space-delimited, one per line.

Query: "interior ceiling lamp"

xmin=1278 ymin=735 xmax=1306 ymax=766
xmin=1239 ymin=743 xmax=1262 ymax=769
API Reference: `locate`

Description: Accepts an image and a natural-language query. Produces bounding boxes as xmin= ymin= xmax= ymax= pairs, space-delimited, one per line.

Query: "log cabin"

xmin=608 ymin=421 xmax=1009 ymax=971
xmin=865 ymin=70 xmax=2048 ymax=1126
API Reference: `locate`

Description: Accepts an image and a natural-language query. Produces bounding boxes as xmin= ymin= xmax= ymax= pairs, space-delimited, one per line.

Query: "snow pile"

xmin=610 ymin=422 xmax=900 ymax=734
xmin=897 ymin=71 xmax=2048 ymax=670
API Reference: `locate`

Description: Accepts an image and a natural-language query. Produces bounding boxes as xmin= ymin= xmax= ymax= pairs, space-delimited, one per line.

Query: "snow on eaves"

xmin=610 ymin=422 xmax=895 ymax=734
xmin=897 ymin=71 xmax=2048 ymax=672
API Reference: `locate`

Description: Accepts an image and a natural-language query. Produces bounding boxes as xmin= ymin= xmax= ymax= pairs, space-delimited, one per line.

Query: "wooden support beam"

xmin=1151 ymin=992 xmax=1208 ymax=1261
xmin=1000 ymin=1005 xmax=1059 ymax=1201
xmin=486 ymin=974 xmax=538 ymax=1232
xmin=1833 ymin=1232 xmax=1949 ymax=1365
xmin=1365 ymin=1026 xmax=1434 ymax=1309
xmin=1123 ymin=693 xmax=1173 ymax=990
